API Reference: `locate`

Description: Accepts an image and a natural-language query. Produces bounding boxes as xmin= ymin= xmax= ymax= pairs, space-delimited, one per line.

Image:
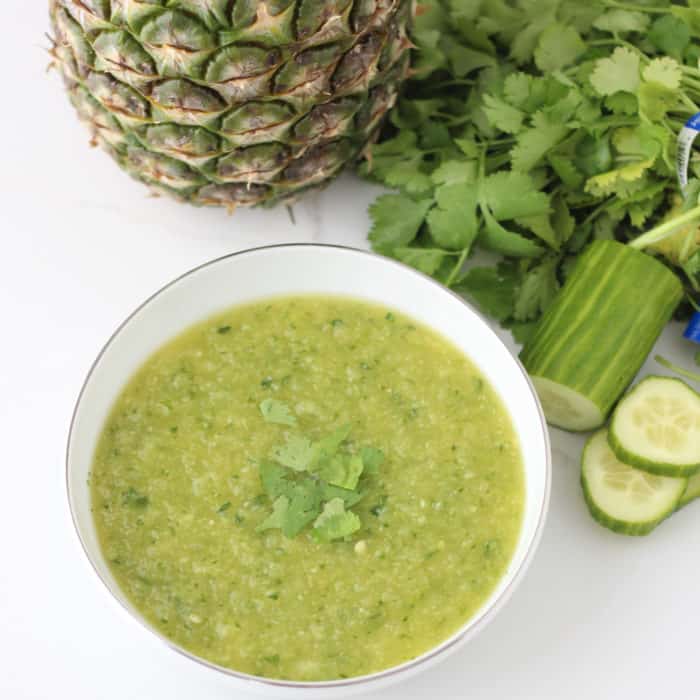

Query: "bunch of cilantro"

xmin=360 ymin=0 xmax=700 ymax=341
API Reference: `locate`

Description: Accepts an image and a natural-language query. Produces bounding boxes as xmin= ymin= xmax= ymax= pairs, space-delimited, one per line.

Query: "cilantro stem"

xmin=681 ymin=76 xmax=700 ymax=96
xmin=432 ymin=79 xmax=475 ymax=89
xmin=419 ymin=147 xmax=456 ymax=155
xmin=602 ymin=0 xmax=669 ymax=13
xmin=654 ymin=355 xmax=700 ymax=383
xmin=445 ymin=248 xmax=469 ymax=287
xmin=681 ymin=65 xmax=700 ymax=78
xmin=686 ymin=270 xmax=700 ymax=293
xmin=437 ymin=113 xmax=474 ymax=127
xmin=486 ymin=153 xmax=511 ymax=171
xmin=581 ymin=199 xmax=613 ymax=227
xmin=488 ymin=136 xmax=516 ymax=146
xmin=680 ymin=93 xmax=700 ymax=115
xmin=587 ymin=39 xmax=620 ymax=47
xmin=597 ymin=117 xmax=644 ymax=129
xmin=629 ymin=204 xmax=700 ymax=250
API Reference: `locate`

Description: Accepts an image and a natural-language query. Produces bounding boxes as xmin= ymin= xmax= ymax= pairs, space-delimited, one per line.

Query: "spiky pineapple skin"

xmin=49 ymin=0 xmax=412 ymax=208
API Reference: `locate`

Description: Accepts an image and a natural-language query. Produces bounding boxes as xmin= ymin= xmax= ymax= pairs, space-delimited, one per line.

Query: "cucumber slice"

xmin=520 ymin=241 xmax=683 ymax=432
xmin=679 ymin=471 xmax=700 ymax=509
xmin=609 ymin=376 xmax=700 ymax=477
xmin=581 ymin=430 xmax=687 ymax=535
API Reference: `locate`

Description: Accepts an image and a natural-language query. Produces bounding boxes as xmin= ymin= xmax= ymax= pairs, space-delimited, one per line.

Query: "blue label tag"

xmin=684 ymin=312 xmax=700 ymax=343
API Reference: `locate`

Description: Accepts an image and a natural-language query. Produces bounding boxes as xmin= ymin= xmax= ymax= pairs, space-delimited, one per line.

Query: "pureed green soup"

xmin=91 ymin=296 xmax=524 ymax=681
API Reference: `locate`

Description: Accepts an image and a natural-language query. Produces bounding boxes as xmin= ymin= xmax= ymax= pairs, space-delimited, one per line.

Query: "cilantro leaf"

xmin=313 ymin=424 xmax=352 ymax=464
xmin=574 ymin=134 xmax=613 ymax=177
xmin=271 ymin=423 xmax=354 ymax=476
xmin=316 ymin=454 xmax=364 ymax=491
xmin=368 ymin=195 xmax=433 ymax=253
xmin=456 ymin=264 xmax=518 ymax=322
xmin=282 ymin=482 xmax=323 ymax=537
xmin=480 ymin=208 xmax=543 ymax=258
xmin=359 ymin=447 xmax=384 ymax=475
xmin=430 ymin=159 xmax=478 ymax=186
xmin=480 ymin=172 xmax=550 ymax=221
xmin=259 ymin=460 xmax=294 ymax=500
xmin=453 ymin=139 xmax=480 ymax=158
xmin=410 ymin=28 xmax=448 ymax=77
xmin=257 ymin=496 xmax=290 ymax=533
xmin=643 ymin=57 xmax=682 ymax=90
xmin=482 ymin=94 xmax=525 ymax=134
xmin=259 ymin=399 xmax=296 ymax=426
xmin=513 ymin=257 xmax=560 ymax=322
xmin=388 ymin=101 xmax=442 ymax=131
xmin=509 ymin=9 xmax=558 ymax=65
xmin=639 ymin=81 xmax=679 ymax=121
xmin=593 ymin=10 xmax=650 ymax=35
xmin=669 ymin=6 xmax=700 ymax=40
xmin=320 ymin=482 xmax=363 ymax=509
xmin=552 ymin=197 xmax=576 ymax=245
xmin=627 ymin=195 xmax=664 ymax=228
xmin=445 ymin=41 xmax=497 ymax=77
xmin=272 ymin=435 xmax=315 ymax=472
xmin=516 ymin=196 xmax=573 ymax=251
xmin=505 ymin=319 xmax=538 ymax=345
xmin=312 ymin=499 xmax=361 ymax=543
xmin=510 ymin=112 xmax=569 ymax=172
xmin=427 ymin=183 xmax=479 ymax=250
xmin=589 ymin=47 xmax=640 ymax=96
xmin=503 ymin=72 xmax=533 ymax=109
xmin=393 ymin=247 xmax=451 ymax=275
xmin=604 ymin=92 xmax=638 ymax=116
xmin=257 ymin=479 xmax=323 ymax=538
xmin=648 ymin=15 xmax=690 ymax=59
xmin=585 ymin=125 xmax=665 ymax=197
xmin=517 ymin=214 xmax=559 ymax=250
xmin=383 ymin=155 xmax=434 ymax=196
xmin=361 ymin=131 xmax=420 ymax=181
xmin=548 ymin=154 xmax=584 ymax=189
xmin=534 ymin=24 xmax=585 ymax=72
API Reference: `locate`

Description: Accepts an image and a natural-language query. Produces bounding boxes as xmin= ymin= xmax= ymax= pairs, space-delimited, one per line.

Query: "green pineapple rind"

xmin=49 ymin=0 xmax=412 ymax=208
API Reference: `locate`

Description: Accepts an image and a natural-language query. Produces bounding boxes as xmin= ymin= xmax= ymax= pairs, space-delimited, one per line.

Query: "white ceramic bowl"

xmin=66 ymin=244 xmax=550 ymax=698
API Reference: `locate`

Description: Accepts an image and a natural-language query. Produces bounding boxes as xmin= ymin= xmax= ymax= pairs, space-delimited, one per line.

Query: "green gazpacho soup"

xmin=91 ymin=296 xmax=524 ymax=681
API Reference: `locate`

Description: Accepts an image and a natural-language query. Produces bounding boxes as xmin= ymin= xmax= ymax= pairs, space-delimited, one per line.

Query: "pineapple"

xmin=49 ymin=0 xmax=412 ymax=208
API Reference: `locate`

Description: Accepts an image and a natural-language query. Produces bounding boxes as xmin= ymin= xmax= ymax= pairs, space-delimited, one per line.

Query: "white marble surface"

xmin=2 ymin=7 xmax=700 ymax=700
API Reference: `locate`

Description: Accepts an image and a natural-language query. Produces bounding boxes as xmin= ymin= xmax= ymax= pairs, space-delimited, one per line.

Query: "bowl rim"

xmin=66 ymin=242 xmax=551 ymax=691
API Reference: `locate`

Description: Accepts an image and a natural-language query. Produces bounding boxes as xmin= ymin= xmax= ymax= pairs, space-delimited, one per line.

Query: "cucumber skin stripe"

xmin=520 ymin=240 xmax=683 ymax=425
